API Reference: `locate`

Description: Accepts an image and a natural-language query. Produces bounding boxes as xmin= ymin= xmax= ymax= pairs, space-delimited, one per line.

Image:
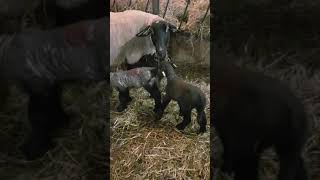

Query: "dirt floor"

xmin=0 ymin=82 xmax=108 ymax=180
xmin=110 ymin=62 xmax=210 ymax=179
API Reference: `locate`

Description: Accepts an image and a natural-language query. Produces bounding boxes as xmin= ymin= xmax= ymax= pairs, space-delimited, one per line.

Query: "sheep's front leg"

xmin=50 ymin=84 xmax=70 ymax=126
xmin=22 ymin=83 xmax=67 ymax=160
xmin=116 ymin=87 xmax=132 ymax=112
xmin=156 ymin=94 xmax=171 ymax=120
xmin=178 ymin=101 xmax=183 ymax=116
xmin=144 ymin=84 xmax=162 ymax=114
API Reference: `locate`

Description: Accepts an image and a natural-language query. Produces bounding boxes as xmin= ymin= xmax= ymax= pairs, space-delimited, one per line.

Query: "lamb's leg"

xmin=22 ymin=82 xmax=67 ymax=160
xmin=178 ymin=102 xmax=183 ymax=116
xmin=276 ymin=145 xmax=308 ymax=180
xmin=116 ymin=88 xmax=132 ymax=112
xmin=23 ymin=94 xmax=51 ymax=160
xmin=0 ymin=80 xmax=9 ymax=110
xmin=220 ymin=137 xmax=234 ymax=175
xmin=233 ymin=150 xmax=259 ymax=180
xmin=50 ymin=83 xmax=69 ymax=126
xmin=156 ymin=94 xmax=171 ymax=120
xmin=197 ymin=108 xmax=207 ymax=133
xmin=144 ymin=84 xmax=162 ymax=114
xmin=176 ymin=107 xmax=191 ymax=131
xmin=222 ymin=138 xmax=259 ymax=180
xmin=294 ymin=155 xmax=308 ymax=180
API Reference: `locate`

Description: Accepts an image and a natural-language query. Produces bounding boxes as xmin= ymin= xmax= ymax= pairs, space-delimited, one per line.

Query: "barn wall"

xmin=169 ymin=33 xmax=210 ymax=65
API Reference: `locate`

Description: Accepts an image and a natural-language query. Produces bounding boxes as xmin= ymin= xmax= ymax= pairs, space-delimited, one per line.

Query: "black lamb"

xmin=157 ymin=61 xmax=207 ymax=133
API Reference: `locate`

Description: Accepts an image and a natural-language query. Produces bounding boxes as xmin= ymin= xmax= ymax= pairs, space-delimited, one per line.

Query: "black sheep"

xmin=212 ymin=58 xmax=311 ymax=180
xmin=157 ymin=61 xmax=207 ymax=133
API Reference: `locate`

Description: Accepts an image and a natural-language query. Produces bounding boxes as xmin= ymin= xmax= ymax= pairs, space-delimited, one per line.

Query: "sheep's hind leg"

xmin=233 ymin=149 xmax=259 ymax=180
xmin=276 ymin=144 xmax=308 ymax=180
xmin=116 ymin=88 xmax=132 ymax=112
xmin=197 ymin=109 xmax=207 ymax=133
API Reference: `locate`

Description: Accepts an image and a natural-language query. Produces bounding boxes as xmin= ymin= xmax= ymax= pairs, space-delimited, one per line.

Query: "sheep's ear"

xmin=136 ymin=26 xmax=152 ymax=37
xmin=168 ymin=23 xmax=178 ymax=32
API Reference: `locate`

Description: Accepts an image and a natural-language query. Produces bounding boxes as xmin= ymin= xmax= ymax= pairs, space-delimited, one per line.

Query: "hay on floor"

xmin=110 ymin=63 xmax=210 ymax=179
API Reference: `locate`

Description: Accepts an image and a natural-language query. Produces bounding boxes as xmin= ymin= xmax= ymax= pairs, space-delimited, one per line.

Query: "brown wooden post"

xmin=152 ymin=0 xmax=160 ymax=15
xmin=163 ymin=0 xmax=170 ymax=18
xmin=145 ymin=0 xmax=150 ymax=12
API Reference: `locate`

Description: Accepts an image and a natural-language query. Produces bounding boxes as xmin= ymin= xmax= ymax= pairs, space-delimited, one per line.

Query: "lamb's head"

xmin=136 ymin=20 xmax=177 ymax=61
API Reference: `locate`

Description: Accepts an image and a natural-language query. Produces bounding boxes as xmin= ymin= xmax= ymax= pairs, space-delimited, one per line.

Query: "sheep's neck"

xmin=164 ymin=66 xmax=176 ymax=81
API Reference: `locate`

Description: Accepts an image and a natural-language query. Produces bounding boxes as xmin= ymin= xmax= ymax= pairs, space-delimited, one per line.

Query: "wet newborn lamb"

xmin=110 ymin=67 xmax=160 ymax=110
xmin=157 ymin=61 xmax=207 ymax=133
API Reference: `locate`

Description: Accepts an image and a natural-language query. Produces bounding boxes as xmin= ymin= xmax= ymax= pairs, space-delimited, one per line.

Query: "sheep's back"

xmin=167 ymin=79 xmax=205 ymax=108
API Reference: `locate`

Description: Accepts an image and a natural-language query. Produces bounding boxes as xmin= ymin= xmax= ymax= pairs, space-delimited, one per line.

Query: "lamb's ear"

xmin=136 ymin=26 xmax=152 ymax=37
xmin=168 ymin=23 xmax=178 ymax=33
xmin=172 ymin=63 xmax=177 ymax=69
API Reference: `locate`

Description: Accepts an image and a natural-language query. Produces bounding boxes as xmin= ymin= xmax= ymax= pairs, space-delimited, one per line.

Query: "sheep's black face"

xmin=137 ymin=20 xmax=177 ymax=61
xmin=150 ymin=21 xmax=171 ymax=60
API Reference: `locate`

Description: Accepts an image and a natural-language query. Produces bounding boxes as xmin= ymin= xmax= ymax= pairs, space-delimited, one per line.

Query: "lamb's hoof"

xmin=175 ymin=123 xmax=186 ymax=131
xmin=116 ymin=104 xmax=127 ymax=112
xmin=198 ymin=128 xmax=206 ymax=134
xmin=54 ymin=112 xmax=70 ymax=128
xmin=221 ymin=163 xmax=233 ymax=175
xmin=153 ymin=106 xmax=162 ymax=113
xmin=127 ymin=96 xmax=133 ymax=103
xmin=155 ymin=113 xmax=163 ymax=121
xmin=155 ymin=109 xmax=163 ymax=121
xmin=22 ymin=135 xmax=53 ymax=161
